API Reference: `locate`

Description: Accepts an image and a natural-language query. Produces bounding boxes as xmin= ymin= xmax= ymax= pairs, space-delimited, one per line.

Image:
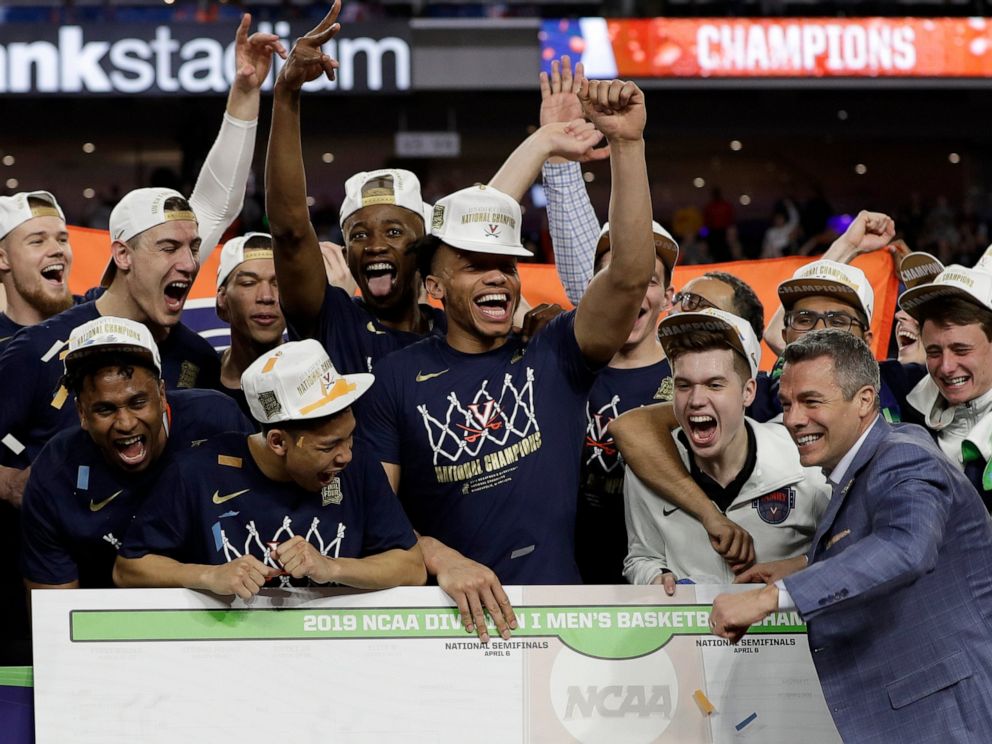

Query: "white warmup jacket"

xmin=623 ymin=419 xmax=830 ymax=585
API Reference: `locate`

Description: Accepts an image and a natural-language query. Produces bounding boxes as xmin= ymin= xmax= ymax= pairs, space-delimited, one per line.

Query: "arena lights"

xmin=321 ymin=152 xmax=335 ymax=164
xmin=583 ymin=172 xmax=595 ymax=183
xmin=2 ymin=155 xmax=14 ymax=166
xmin=83 ymin=188 xmax=95 ymax=199
xmin=837 ymin=110 xmax=849 ymax=121
xmin=82 ymin=143 xmax=95 ymax=154
xmin=6 ymin=178 xmax=18 ymax=189
xmin=949 ymin=153 xmax=961 ymax=164
xmin=306 ymin=196 xmax=316 ymax=207
xmin=729 ymin=140 xmax=743 ymax=151
xmin=693 ymin=177 xmax=706 ymax=188
xmin=855 ymin=163 xmax=868 ymax=175
xmin=739 ymin=195 xmax=751 ymax=206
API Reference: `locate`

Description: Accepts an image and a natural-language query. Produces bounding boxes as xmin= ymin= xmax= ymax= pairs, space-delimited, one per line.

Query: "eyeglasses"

xmin=672 ymin=291 xmax=717 ymax=313
xmin=785 ymin=310 xmax=867 ymax=333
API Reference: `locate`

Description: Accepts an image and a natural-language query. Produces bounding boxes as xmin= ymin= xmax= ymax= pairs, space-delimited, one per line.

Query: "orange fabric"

xmin=66 ymin=226 xmax=898 ymax=372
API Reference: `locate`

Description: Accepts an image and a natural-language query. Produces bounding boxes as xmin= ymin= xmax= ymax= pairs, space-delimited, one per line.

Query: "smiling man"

xmin=899 ymin=265 xmax=992 ymax=507
xmin=265 ymin=3 xmax=444 ymax=376
xmin=709 ymin=329 xmax=992 ymax=744
xmin=114 ymin=339 xmax=425 ymax=599
xmin=215 ymin=232 xmax=285 ymax=418
xmin=0 ymin=192 xmax=74 ymax=349
xmin=624 ymin=308 xmax=828 ymax=590
xmin=19 ymin=317 xmax=250 ymax=590
xmin=364 ymin=77 xmax=655 ymax=642
xmin=0 ymin=187 xmax=225 ymax=479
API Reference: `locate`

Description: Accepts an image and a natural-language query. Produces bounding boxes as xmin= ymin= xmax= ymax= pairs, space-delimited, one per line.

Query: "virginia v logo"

xmin=585 ymin=395 xmax=622 ymax=472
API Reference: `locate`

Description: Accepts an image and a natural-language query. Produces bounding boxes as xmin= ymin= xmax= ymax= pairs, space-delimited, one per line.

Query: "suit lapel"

xmin=807 ymin=417 xmax=889 ymax=562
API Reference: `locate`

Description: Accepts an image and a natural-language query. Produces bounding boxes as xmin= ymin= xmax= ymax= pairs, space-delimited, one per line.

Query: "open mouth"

xmin=686 ymin=414 xmax=718 ymax=446
xmin=896 ymin=327 xmax=919 ymax=349
xmin=113 ymin=434 xmax=147 ymax=466
xmin=941 ymin=375 xmax=971 ymax=391
xmin=318 ymin=470 xmax=339 ymax=487
xmin=40 ymin=262 xmax=66 ymax=286
xmin=163 ymin=280 xmax=191 ymax=313
xmin=364 ymin=261 xmax=397 ymax=298
xmin=474 ymin=292 xmax=510 ymax=322
xmin=251 ymin=312 xmax=282 ymax=327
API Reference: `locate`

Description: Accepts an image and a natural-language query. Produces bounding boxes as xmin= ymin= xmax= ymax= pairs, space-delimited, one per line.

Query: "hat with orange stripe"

xmin=241 ymin=340 xmax=373 ymax=424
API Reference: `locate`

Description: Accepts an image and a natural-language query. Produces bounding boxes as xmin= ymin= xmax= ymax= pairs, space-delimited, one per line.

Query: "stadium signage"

xmin=542 ymin=17 xmax=992 ymax=79
xmin=0 ymin=21 xmax=410 ymax=95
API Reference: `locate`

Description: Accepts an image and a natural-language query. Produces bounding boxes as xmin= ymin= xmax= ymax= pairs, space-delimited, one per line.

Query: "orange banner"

xmin=542 ymin=17 xmax=992 ymax=79
xmin=66 ymin=227 xmax=898 ymax=372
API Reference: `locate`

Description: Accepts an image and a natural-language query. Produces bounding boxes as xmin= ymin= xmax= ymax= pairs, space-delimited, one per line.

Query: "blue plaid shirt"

xmin=542 ymin=161 xmax=601 ymax=306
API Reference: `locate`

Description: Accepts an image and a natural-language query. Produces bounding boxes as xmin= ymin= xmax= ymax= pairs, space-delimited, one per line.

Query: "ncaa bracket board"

xmin=32 ymin=585 xmax=841 ymax=743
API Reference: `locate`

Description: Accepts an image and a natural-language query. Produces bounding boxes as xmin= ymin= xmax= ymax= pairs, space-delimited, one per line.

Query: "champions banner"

xmin=32 ymin=586 xmax=841 ymax=743
xmin=64 ymin=226 xmax=898 ymax=372
xmin=541 ymin=17 xmax=992 ymax=79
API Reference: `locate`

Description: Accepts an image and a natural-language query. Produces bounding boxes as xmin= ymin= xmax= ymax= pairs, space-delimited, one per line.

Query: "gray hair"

xmin=781 ymin=329 xmax=880 ymax=401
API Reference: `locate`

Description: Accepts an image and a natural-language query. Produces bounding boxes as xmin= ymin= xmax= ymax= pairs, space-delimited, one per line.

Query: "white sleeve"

xmin=622 ymin=468 xmax=670 ymax=585
xmin=189 ymin=112 xmax=257 ymax=262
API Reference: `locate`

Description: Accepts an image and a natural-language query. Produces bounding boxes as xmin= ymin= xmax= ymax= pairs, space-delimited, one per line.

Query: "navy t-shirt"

xmin=578 ymin=359 xmax=672 ymax=585
xmin=0 ymin=292 xmax=95 ymax=352
xmin=20 ymin=389 xmax=252 ymax=587
xmin=763 ymin=356 xmax=926 ymax=424
xmin=363 ymin=311 xmax=598 ymax=585
xmin=0 ymin=301 xmax=222 ymax=467
xmin=120 ymin=433 xmax=416 ymax=588
xmin=288 ymin=285 xmax=447 ymax=375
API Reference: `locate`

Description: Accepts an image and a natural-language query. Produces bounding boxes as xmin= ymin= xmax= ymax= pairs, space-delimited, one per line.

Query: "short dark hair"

xmin=666 ymin=330 xmax=752 ymax=385
xmin=408 ymin=234 xmax=443 ymax=284
xmin=260 ymin=407 xmax=352 ymax=437
xmin=703 ymin=271 xmax=765 ymax=337
xmin=782 ymin=329 xmax=880 ymax=402
xmin=916 ymin=296 xmax=992 ymax=341
xmin=64 ymin=351 xmax=160 ymax=397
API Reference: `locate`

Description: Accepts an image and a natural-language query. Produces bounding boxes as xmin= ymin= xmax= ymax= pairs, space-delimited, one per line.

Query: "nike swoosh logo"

xmin=416 ymin=369 xmax=449 ymax=382
xmin=662 ymin=506 xmax=680 ymax=517
xmin=366 ymin=321 xmax=386 ymax=335
xmin=89 ymin=490 xmax=124 ymax=512
xmin=212 ymin=488 xmax=250 ymax=505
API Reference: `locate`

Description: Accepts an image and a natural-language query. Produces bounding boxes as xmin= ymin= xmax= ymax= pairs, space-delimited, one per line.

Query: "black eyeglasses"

xmin=785 ymin=310 xmax=867 ymax=333
xmin=672 ymin=291 xmax=717 ymax=312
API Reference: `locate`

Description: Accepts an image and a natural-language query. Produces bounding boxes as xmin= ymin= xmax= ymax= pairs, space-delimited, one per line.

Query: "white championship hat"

xmin=0 ymin=191 xmax=65 ymax=240
xmin=899 ymin=264 xmax=992 ymax=319
xmin=429 ymin=184 xmax=532 ymax=257
xmin=241 ymin=339 xmax=374 ymax=424
xmin=777 ymin=259 xmax=874 ymax=323
xmin=596 ymin=220 xmax=680 ymax=274
xmin=659 ymin=307 xmax=762 ymax=379
xmin=217 ymin=232 xmax=273 ymax=289
xmin=104 ymin=187 xmax=198 ymax=287
xmin=64 ymin=316 xmax=162 ymax=377
xmin=339 ymin=169 xmax=429 ymax=227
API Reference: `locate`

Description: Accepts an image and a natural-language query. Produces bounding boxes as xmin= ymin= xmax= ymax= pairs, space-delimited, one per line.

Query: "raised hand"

xmin=276 ymin=0 xmax=342 ymax=91
xmin=544 ymin=118 xmax=609 ymax=163
xmin=838 ymin=210 xmax=896 ymax=256
xmin=578 ymin=79 xmax=646 ymax=143
xmin=540 ymin=55 xmax=586 ymax=126
xmin=233 ymin=13 xmax=288 ymax=94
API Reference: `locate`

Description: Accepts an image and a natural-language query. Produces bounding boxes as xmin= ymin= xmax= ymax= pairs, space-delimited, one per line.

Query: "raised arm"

xmin=573 ymin=80 xmax=653 ymax=366
xmin=611 ymin=404 xmax=755 ymax=569
xmin=763 ymin=210 xmax=895 ymax=355
xmin=266 ymin=2 xmax=342 ymax=337
xmin=540 ymin=56 xmax=604 ymax=306
xmin=191 ymin=14 xmax=286 ymax=260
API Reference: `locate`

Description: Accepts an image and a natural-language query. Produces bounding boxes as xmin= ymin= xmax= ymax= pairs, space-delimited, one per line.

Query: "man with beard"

xmin=215 ymin=233 xmax=285 ymax=419
xmin=20 ymin=316 xmax=250 ymax=590
xmin=265 ymin=2 xmax=443 ymax=376
xmin=0 ymin=192 xmax=74 ymax=349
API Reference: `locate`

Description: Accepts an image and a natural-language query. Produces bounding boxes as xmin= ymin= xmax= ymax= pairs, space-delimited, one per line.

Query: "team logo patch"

xmin=177 ymin=360 xmax=200 ymax=389
xmin=484 ymin=224 xmax=501 ymax=239
xmin=321 ymin=477 xmax=343 ymax=506
xmin=653 ymin=376 xmax=674 ymax=401
xmin=753 ymin=487 xmax=795 ymax=525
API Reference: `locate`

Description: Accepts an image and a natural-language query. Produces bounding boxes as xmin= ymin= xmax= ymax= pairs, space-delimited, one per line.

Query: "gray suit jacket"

xmin=784 ymin=418 xmax=992 ymax=743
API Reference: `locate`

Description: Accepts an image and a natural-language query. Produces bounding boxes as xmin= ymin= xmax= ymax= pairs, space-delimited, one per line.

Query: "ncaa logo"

xmin=549 ymin=648 xmax=679 ymax=743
